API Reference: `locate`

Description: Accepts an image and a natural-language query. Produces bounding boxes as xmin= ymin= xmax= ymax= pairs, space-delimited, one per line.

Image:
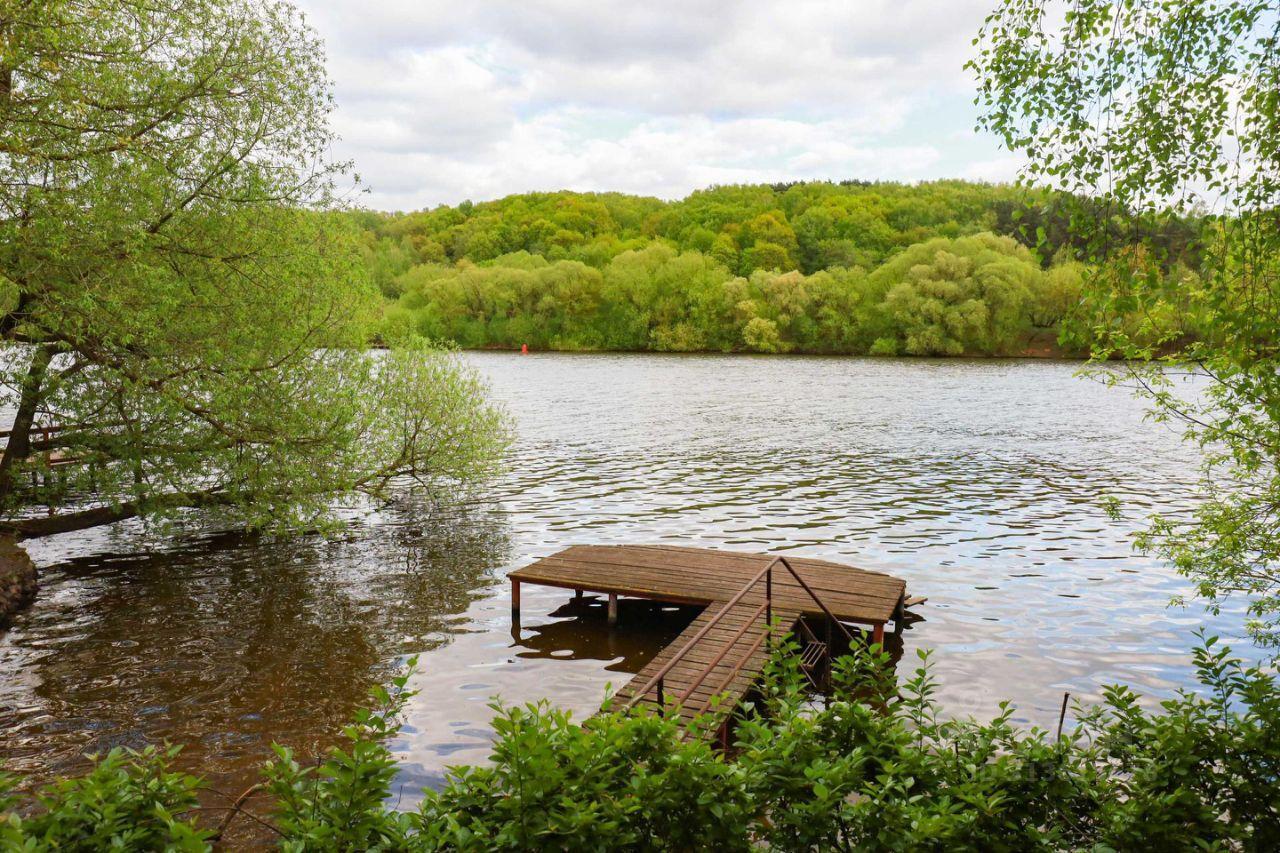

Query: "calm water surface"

xmin=0 ymin=354 xmax=1255 ymax=807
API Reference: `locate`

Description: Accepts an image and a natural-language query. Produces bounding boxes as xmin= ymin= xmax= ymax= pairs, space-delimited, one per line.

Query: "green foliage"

xmin=351 ymin=180 xmax=1200 ymax=284
xmin=5 ymin=636 xmax=1278 ymax=850
xmin=867 ymin=234 xmax=1041 ymax=355
xmin=386 ymin=230 xmax=1087 ymax=357
xmin=0 ymin=0 xmax=511 ymax=541
xmin=971 ymin=0 xmax=1280 ymax=651
xmin=417 ymin=702 xmax=753 ymax=850
xmin=355 ymin=177 xmax=1206 ymax=357
xmin=0 ymin=746 xmax=209 ymax=851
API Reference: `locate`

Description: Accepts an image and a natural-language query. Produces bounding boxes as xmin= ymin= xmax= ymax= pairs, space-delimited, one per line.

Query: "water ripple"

xmin=0 ymin=353 xmax=1259 ymax=804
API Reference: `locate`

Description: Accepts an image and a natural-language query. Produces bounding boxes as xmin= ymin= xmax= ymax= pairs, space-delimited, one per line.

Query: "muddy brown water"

xmin=0 ymin=353 xmax=1260 ymax=816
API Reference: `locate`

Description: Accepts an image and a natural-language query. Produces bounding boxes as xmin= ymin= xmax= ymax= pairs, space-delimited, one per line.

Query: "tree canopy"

xmin=0 ymin=0 xmax=509 ymax=540
xmin=353 ymin=180 xmax=1093 ymax=300
xmin=379 ymin=229 xmax=1089 ymax=356
xmin=348 ymin=179 xmax=1209 ymax=357
xmin=971 ymin=0 xmax=1280 ymax=650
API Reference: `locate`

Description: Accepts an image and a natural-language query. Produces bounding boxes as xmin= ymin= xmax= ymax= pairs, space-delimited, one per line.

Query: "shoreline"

xmin=387 ymin=330 xmax=1084 ymax=361
xmin=458 ymin=346 xmax=1083 ymax=360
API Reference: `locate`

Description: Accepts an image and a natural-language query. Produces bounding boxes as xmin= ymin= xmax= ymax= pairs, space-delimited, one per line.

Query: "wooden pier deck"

xmin=508 ymin=545 xmax=910 ymax=742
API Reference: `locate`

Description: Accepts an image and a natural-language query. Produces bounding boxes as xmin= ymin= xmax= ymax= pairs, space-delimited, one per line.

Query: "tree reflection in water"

xmin=0 ymin=499 xmax=509 ymax=795
xmin=512 ymin=597 xmax=699 ymax=672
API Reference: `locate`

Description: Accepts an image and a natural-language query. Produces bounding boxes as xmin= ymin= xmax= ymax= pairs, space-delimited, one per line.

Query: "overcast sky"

xmin=293 ymin=1 xmax=1022 ymax=211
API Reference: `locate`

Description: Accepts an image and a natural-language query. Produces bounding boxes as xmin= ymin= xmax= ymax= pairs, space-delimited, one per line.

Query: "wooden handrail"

xmin=624 ymin=561 xmax=774 ymax=709
xmin=674 ymin=598 xmax=769 ymax=704
xmin=624 ymin=554 xmax=860 ymax=711
xmin=773 ymin=556 xmax=857 ymax=643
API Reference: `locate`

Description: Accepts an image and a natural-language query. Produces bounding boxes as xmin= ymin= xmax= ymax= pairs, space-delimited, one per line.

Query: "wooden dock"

xmin=611 ymin=600 xmax=801 ymax=737
xmin=508 ymin=545 xmax=911 ymax=742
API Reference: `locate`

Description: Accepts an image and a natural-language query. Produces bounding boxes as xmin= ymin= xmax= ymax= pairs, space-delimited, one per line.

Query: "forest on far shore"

xmin=346 ymin=180 xmax=1205 ymax=357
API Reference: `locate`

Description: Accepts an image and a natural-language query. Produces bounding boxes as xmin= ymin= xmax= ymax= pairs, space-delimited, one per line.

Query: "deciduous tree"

xmin=0 ymin=0 xmax=509 ymax=556
xmin=972 ymin=0 xmax=1280 ymax=650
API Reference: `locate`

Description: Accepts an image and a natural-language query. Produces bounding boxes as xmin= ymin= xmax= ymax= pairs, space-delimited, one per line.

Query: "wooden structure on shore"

xmin=508 ymin=545 xmax=913 ymax=742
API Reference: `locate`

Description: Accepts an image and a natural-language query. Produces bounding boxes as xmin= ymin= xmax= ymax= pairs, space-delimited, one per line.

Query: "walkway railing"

xmin=623 ymin=555 xmax=857 ymax=715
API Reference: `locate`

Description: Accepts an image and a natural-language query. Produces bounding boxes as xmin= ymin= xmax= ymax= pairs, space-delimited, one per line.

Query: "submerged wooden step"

xmin=800 ymin=640 xmax=827 ymax=670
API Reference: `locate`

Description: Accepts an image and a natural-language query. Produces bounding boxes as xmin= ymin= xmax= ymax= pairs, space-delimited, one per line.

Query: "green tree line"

xmin=355 ymin=182 xmax=1204 ymax=356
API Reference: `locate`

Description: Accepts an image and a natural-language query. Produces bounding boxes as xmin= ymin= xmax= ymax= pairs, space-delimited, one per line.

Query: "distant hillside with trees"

xmin=349 ymin=180 xmax=1204 ymax=357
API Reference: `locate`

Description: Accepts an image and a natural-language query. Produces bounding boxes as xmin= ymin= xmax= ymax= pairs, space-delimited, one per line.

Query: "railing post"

xmin=765 ymin=564 xmax=772 ymax=628
xmin=657 ymin=676 xmax=664 ymax=713
xmin=765 ymin=563 xmax=773 ymax=650
xmin=824 ymin=616 xmax=833 ymax=697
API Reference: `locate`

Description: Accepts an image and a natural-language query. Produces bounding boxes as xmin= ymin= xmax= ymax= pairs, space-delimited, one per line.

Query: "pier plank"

xmin=511 ymin=544 xmax=906 ymax=624
xmin=607 ymin=602 xmax=800 ymax=733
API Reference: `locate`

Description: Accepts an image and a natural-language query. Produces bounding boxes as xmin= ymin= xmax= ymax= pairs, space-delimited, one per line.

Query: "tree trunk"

xmin=0 ymin=345 xmax=51 ymax=624
xmin=0 ymin=488 xmax=236 ymax=540
xmin=0 ymin=343 xmax=51 ymax=505
xmin=5 ymin=501 xmax=145 ymax=538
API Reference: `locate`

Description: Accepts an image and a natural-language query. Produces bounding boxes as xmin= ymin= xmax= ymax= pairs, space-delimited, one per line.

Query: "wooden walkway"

xmin=609 ymin=601 xmax=800 ymax=736
xmin=509 ymin=545 xmax=911 ymax=742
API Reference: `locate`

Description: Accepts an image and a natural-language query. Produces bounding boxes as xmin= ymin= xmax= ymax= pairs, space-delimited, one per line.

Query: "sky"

xmin=292 ymin=0 xmax=1024 ymax=212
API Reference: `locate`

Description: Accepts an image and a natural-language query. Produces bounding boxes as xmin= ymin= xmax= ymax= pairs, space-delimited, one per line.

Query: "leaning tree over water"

xmin=0 ymin=1 xmax=507 ymax=568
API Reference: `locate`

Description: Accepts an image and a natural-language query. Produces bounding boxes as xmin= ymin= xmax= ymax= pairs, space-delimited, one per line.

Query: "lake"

xmin=0 ymin=353 xmax=1253 ymax=805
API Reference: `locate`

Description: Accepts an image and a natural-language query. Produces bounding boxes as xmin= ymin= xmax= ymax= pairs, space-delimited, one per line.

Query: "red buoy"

xmin=521 ymin=343 xmax=529 ymax=354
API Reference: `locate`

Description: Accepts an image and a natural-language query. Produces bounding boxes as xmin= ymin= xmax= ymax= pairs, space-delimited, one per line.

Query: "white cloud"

xmin=960 ymin=155 xmax=1025 ymax=184
xmin=294 ymin=0 xmax=1017 ymax=209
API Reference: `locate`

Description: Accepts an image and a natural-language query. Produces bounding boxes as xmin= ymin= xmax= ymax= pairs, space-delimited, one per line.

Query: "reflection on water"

xmin=0 ymin=503 xmax=507 ymax=793
xmin=514 ymin=597 xmax=699 ymax=671
xmin=0 ymin=354 xmax=1258 ymax=812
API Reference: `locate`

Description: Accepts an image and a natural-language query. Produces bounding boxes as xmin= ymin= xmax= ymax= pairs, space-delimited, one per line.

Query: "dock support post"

xmin=607 ymin=593 xmax=618 ymax=626
xmin=574 ymin=588 xmax=583 ymax=601
xmin=871 ymin=622 xmax=884 ymax=646
xmin=511 ymin=579 xmax=521 ymax=620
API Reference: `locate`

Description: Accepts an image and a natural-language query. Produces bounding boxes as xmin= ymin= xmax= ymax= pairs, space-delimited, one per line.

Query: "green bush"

xmin=3 ymin=635 xmax=1276 ymax=850
xmin=0 ymin=746 xmax=209 ymax=851
xmin=417 ymin=703 xmax=753 ymax=850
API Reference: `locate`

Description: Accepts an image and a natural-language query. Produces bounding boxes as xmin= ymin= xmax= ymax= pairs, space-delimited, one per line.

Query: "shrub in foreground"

xmin=2 ymin=634 xmax=1278 ymax=850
